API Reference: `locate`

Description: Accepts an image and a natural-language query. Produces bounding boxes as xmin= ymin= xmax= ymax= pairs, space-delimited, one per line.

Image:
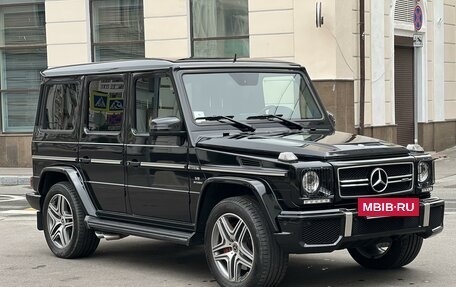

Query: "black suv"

xmin=27 ymin=59 xmax=444 ymax=287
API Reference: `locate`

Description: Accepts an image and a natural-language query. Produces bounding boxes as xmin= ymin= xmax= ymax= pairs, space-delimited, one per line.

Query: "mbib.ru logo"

xmin=358 ymin=198 xmax=419 ymax=217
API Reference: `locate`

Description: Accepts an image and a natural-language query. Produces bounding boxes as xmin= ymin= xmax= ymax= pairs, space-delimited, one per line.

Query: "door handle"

xmin=127 ymin=160 xmax=141 ymax=167
xmin=80 ymin=156 xmax=91 ymax=164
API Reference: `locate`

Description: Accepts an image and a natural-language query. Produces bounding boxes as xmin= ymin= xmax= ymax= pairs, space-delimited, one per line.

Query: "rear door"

xmin=125 ymin=71 xmax=190 ymax=222
xmin=79 ymin=74 xmax=126 ymax=214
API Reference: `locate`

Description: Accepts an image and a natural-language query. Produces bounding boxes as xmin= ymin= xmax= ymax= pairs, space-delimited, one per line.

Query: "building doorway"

xmin=394 ymin=41 xmax=415 ymax=147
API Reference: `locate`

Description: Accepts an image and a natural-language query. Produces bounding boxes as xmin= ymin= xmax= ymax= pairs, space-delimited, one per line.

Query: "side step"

xmin=85 ymin=216 xmax=195 ymax=246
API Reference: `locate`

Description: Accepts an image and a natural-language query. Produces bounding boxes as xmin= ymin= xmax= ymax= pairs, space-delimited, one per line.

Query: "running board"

xmin=85 ymin=216 xmax=194 ymax=246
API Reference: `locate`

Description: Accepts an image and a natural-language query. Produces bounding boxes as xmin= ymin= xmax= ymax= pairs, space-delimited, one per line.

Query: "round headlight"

xmin=418 ymin=161 xmax=430 ymax=183
xmin=302 ymin=171 xmax=320 ymax=194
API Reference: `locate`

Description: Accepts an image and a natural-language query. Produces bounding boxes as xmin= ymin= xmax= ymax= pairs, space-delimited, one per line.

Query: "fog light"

xmin=418 ymin=161 xmax=430 ymax=183
xmin=302 ymin=171 xmax=320 ymax=194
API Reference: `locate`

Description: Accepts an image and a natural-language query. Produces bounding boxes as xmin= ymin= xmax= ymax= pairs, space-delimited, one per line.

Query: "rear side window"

xmin=42 ymin=83 xmax=80 ymax=130
xmin=87 ymin=78 xmax=125 ymax=132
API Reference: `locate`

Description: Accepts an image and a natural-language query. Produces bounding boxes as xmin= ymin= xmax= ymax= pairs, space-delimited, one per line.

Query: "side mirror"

xmin=328 ymin=112 xmax=336 ymax=127
xmin=149 ymin=116 xmax=182 ymax=134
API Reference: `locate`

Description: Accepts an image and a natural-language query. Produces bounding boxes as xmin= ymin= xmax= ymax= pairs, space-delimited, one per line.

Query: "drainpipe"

xmin=359 ymin=0 xmax=365 ymax=135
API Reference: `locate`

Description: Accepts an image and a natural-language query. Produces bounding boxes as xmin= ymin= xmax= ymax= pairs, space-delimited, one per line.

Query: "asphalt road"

xmin=0 ymin=176 xmax=454 ymax=287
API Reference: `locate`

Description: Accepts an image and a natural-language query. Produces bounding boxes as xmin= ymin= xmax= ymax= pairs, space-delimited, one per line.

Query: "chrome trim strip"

xmin=423 ymin=202 xmax=431 ymax=227
xmin=80 ymin=142 xmax=123 ymax=146
xmin=140 ymin=162 xmax=187 ymax=169
xmin=200 ymin=166 xmax=287 ymax=177
xmin=340 ymin=178 xmax=368 ymax=183
xmin=86 ymin=181 xmax=123 ymax=187
xmin=188 ymin=164 xmax=201 ymax=170
xmin=126 ymin=184 xmax=188 ymax=193
xmin=389 ymin=178 xmax=412 ymax=184
xmin=32 ymin=140 xmax=123 ymax=146
xmin=344 ymin=211 xmax=353 ymax=237
xmin=340 ymin=183 xmax=369 ymax=188
xmin=389 ymin=174 xmax=413 ymax=179
xmin=32 ymin=155 xmax=77 ymax=162
xmin=303 ymin=236 xmax=343 ymax=248
xmin=91 ymin=159 xmax=122 ymax=165
xmin=127 ymin=143 xmax=180 ymax=148
xmin=32 ymin=140 xmax=77 ymax=145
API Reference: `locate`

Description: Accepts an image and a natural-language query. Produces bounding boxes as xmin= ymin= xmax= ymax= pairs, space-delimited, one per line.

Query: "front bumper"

xmin=26 ymin=192 xmax=41 ymax=210
xmin=275 ymin=197 xmax=444 ymax=253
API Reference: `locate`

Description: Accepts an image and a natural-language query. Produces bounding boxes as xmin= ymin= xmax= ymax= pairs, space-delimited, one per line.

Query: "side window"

xmin=135 ymin=74 xmax=181 ymax=133
xmin=87 ymin=77 xmax=125 ymax=132
xmin=42 ymin=83 xmax=80 ymax=130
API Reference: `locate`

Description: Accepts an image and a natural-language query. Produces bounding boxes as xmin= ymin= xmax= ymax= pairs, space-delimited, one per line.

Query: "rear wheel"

xmin=348 ymin=235 xmax=423 ymax=269
xmin=43 ymin=182 xmax=99 ymax=258
xmin=204 ymin=196 xmax=288 ymax=287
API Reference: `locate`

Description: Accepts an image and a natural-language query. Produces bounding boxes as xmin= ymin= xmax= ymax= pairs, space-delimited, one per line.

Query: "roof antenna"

xmin=233 ymin=53 xmax=237 ymax=63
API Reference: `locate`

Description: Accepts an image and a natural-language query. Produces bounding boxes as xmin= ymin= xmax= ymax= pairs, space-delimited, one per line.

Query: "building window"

xmin=0 ymin=3 xmax=47 ymax=132
xmin=191 ymin=0 xmax=249 ymax=58
xmin=91 ymin=0 xmax=145 ymax=62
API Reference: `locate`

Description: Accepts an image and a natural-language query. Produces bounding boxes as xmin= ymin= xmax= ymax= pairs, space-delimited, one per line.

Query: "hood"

xmin=195 ymin=131 xmax=410 ymax=160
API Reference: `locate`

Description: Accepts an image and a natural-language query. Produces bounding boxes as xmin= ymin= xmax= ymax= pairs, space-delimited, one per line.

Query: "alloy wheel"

xmin=211 ymin=213 xmax=254 ymax=283
xmin=47 ymin=194 xmax=74 ymax=249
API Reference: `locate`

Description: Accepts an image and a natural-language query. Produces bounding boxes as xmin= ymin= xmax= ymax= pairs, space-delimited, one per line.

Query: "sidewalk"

xmin=0 ymin=168 xmax=31 ymax=186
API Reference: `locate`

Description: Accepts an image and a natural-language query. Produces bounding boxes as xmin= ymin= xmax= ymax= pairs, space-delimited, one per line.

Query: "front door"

xmin=125 ymin=72 xmax=190 ymax=222
xmin=79 ymin=74 xmax=126 ymax=214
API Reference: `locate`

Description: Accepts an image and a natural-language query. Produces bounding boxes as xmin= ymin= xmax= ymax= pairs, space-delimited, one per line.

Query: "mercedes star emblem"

xmin=370 ymin=168 xmax=388 ymax=193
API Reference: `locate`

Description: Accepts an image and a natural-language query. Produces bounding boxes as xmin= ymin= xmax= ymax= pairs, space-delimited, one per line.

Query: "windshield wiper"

xmin=196 ymin=115 xmax=256 ymax=132
xmin=247 ymin=114 xmax=303 ymax=130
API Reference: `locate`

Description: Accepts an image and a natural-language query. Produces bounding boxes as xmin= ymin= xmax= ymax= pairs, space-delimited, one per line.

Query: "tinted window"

xmin=135 ymin=75 xmax=180 ymax=133
xmin=87 ymin=78 xmax=124 ymax=132
xmin=42 ymin=83 xmax=80 ymax=130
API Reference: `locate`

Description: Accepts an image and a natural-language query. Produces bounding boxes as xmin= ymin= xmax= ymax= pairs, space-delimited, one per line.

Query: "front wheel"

xmin=348 ymin=234 xmax=424 ymax=269
xmin=204 ymin=196 xmax=288 ymax=287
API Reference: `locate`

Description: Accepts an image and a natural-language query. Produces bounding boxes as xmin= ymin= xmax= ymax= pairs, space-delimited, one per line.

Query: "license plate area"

xmin=358 ymin=198 xmax=419 ymax=217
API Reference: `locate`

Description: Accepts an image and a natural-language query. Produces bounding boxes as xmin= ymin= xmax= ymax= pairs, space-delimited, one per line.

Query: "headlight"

xmin=302 ymin=171 xmax=320 ymax=194
xmin=418 ymin=161 xmax=430 ymax=183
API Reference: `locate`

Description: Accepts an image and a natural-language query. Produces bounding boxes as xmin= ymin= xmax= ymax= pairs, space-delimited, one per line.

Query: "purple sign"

xmin=414 ymin=5 xmax=423 ymax=31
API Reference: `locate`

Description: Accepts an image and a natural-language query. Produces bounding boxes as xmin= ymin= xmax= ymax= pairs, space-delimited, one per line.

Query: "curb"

xmin=0 ymin=176 xmax=30 ymax=186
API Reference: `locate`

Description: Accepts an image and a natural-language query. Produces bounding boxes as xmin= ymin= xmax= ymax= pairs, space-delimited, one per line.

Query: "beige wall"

xmin=143 ymin=0 xmax=190 ymax=58
xmin=45 ymin=0 xmax=91 ymax=67
xmin=444 ymin=0 xmax=456 ymax=119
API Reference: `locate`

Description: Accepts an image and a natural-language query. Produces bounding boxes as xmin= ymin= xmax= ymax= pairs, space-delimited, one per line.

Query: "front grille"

xmin=301 ymin=218 xmax=342 ymax=245
xmin=352 ymin=216 xmax=421 ymax=235
xmin=337 ymin=162 xmax=414 ymax=198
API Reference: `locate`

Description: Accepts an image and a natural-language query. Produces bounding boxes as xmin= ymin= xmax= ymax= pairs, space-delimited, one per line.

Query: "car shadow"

xmin=72 ymin=237 xmax=428 ymax=286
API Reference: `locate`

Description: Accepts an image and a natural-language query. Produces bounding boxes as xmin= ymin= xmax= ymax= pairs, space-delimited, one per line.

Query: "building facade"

xmin=0 ymin=0 xmax=455 ymax=167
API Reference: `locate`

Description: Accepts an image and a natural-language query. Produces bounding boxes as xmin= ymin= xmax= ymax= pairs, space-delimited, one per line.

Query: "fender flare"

xmin=38 ymin=166 xmax=96 ymax=217
xmin=197 ymin=176 xmax=282 ymax=232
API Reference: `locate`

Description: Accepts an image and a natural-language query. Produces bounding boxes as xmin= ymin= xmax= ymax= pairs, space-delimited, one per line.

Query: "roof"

xmin=41 ymin=58 xmax=303 ymax=77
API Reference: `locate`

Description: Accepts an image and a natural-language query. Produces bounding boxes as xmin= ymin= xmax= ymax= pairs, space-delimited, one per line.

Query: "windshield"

xmin=182 ymin=72 xmax=323 ymax=122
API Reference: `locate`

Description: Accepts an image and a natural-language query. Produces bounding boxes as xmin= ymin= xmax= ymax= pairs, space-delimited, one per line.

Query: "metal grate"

xmin=337 ymin=162 xmax=414 ymax=198
xmin=395 ymin=0 xmax=415 ymax=23
xmin=301 ymin=218 xmax=342 ymax=245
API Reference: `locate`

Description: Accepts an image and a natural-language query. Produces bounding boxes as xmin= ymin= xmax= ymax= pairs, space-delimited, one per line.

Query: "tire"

xmin=204 ymin=196 xmax=288 ymax=287
xmin=348 ymin=235 xmax=423 ymax=269
xmin=42 ymin=182 xmax=99 ymax=258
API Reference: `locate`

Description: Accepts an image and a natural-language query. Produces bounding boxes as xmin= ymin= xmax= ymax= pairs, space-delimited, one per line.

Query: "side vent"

xmin=240 ymin=158 xmax=262 ymax=167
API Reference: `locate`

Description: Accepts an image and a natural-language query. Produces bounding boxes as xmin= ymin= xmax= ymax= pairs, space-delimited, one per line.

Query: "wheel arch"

xmin=38 ymin=166 xmax=96 ymax=217
xmin=195 ymin=177 xmax=282 ymax=234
